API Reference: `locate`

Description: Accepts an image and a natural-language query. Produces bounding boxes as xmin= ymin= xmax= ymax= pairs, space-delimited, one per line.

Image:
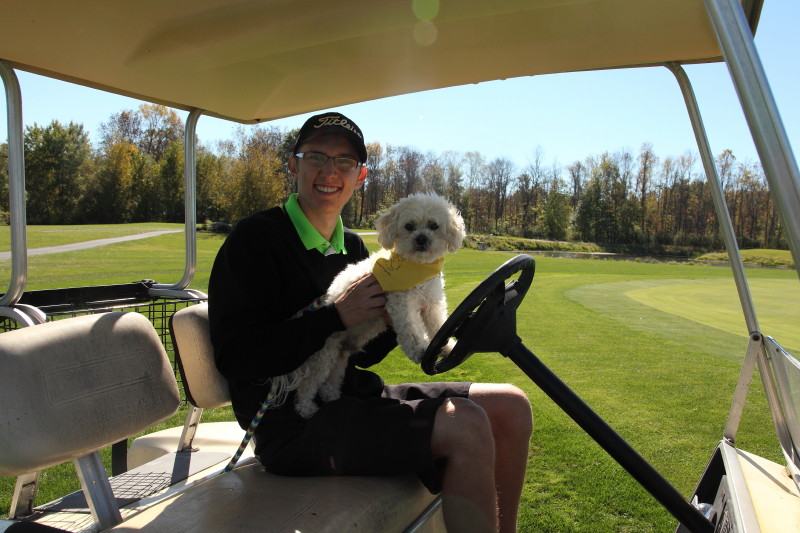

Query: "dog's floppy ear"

xmin=375 ymin=205 xmax=398 ymax=250
xmin=446 ymin=204 xmax=467 ymax=253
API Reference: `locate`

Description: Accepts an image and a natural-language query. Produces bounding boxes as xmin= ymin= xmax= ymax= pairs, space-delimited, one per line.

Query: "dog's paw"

xmin=406 ymin=349 xmax=424 ymax=364
xmin=295 ymin=400 xmax=318 ymax=419
xmin=319 ymin=384 xmax=342 ymax=403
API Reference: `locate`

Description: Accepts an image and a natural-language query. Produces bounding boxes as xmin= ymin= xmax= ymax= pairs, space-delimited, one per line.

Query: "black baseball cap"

xmin=293 ymin=112 xmax=367 ymax=163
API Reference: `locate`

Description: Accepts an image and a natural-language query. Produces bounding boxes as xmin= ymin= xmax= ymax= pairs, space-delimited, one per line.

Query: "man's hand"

xmin=334 ymin=274 xmax=387 ymax=328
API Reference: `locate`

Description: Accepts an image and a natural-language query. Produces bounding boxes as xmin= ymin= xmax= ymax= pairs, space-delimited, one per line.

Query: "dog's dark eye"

xmin=405 ymin=223 xmax=416 ymax=231
xmin=428 ymin=222 xmax=439 ymax=230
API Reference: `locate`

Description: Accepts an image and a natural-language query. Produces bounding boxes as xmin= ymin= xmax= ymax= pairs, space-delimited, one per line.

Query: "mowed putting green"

xmin=625 ymin=279 xmax=799 ymax=354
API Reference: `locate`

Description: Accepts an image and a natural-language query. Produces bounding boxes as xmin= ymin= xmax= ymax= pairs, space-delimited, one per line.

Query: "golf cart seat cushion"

xmin=127 ymin=421 xmax=246 ymax=468
xmin=171 ymin=302 xmax=230 ymax=408
xmin=110 ymin=461 xmax=441 ymax=532
xmin=0 ymin=312 xmax=180 ymax=476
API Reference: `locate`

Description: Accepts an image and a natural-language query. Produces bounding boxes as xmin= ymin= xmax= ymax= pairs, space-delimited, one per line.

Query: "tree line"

xmin=0 ymin=104 xmax=786 ymax=252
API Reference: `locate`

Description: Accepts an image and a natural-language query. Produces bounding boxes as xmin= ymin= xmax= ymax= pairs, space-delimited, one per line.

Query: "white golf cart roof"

xmin=0 ymin=0 xmax=752 ymax=124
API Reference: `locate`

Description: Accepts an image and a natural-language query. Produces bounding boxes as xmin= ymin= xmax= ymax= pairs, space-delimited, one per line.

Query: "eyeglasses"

xmin=295 ymin=152 xmax=362 ymax=172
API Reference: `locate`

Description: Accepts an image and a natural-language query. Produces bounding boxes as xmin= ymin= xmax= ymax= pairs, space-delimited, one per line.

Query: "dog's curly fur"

xmin=271 ymin=193 xmax=466 ymax=418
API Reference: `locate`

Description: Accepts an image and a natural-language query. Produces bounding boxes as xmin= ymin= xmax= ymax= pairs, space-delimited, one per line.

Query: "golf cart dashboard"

xmin=679 ymin=441 xmax=800 ymax=533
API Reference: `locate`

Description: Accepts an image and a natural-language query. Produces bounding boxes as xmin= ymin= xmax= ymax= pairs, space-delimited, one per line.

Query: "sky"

xmin=1 ymin=2 xmax=798 ymax=173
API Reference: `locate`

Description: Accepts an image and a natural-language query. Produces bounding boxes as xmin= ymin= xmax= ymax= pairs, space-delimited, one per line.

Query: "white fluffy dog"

xmin=272 ymin=193 xmax=466 ymax=418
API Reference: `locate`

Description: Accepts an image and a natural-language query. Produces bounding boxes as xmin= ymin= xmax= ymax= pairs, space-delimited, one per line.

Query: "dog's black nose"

xmin=414 ymin=235 xmax=430 ymax=250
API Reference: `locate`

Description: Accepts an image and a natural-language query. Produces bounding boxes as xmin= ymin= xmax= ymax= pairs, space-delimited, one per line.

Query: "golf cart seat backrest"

xmin=0 ymin=312 xmax=180 ymax=530
xmin=171 ymin=302 xmax=229 ymax=409
xmin=0 ymin=312 xmax=180 ymax=477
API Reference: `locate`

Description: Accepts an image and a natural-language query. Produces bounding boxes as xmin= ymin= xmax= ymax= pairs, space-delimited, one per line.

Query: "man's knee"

xmin=501 ymin=385 xmax=533 ymax=434
xmin=432 ymin=397 xmax=495 ymax=457
xmin=470 ymin=383 xmax=533 ymax=436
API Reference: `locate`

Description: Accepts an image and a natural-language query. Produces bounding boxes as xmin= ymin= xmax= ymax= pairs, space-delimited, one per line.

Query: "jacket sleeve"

xmin=352 ymin=327 xmax=398 ymax=368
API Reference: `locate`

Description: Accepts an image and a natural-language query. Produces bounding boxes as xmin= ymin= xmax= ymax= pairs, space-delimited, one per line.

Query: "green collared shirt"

xmin=283 ymin=193 xmax=347 ymax=255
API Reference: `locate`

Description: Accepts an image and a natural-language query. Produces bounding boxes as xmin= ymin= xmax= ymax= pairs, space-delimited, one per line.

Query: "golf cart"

xmin=1 ymin=0 xmax=798 ymax=531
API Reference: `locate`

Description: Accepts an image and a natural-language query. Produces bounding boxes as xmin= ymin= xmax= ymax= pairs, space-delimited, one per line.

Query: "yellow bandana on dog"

xmin=372 ymin=249 xmax=444 ymax=291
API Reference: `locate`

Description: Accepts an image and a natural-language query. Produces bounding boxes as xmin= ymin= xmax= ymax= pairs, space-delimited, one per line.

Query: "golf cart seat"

xmin=127 ymin=302 xmax=246 ymax=469
xmin=0 ymin=312 xmax=182 ymax=530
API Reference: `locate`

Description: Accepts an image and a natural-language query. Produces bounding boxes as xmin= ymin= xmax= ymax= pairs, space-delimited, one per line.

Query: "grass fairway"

xmin=1 ymin=228 xmax=796 ymax=532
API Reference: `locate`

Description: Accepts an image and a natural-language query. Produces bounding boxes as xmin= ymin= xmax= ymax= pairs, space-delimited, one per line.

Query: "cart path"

xmin=0 ymin=230 xmax=182 ymax=260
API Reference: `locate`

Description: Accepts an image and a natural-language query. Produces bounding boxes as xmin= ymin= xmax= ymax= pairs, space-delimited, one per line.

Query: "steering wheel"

xmin=421 ymin=254 xmax=535 ymax=375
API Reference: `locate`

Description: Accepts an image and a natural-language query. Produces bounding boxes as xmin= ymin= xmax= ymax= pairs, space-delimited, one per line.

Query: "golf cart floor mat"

xmin=35 ymin=451 xmax=229 ymax=513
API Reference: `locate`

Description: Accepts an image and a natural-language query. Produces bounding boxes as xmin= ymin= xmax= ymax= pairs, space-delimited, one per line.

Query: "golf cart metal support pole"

xmin=151 ymin=108 xmax=203 ymax=296
xmin=665 ymin=62 xmax=759 ymax=336
xmin=505 ymin=341 xmax=714 ymax=533
xmin=0 ymin=61 xmax=27 ymax=307
xmin=704 ymin=0 xmax=800 ymax=280
xmin=665 ymin=62 xmax=764 ymax=444
xmin=0 ymin=61 xmax=45 ymax=327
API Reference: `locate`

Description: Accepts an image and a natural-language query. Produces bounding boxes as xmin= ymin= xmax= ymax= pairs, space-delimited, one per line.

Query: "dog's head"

xmin=375 ymin=193 xmax=466 ymax=262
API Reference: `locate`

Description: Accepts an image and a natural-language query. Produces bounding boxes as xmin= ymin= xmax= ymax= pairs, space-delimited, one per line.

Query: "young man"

xmin=208 ymin=112 xmax=532 ymax=532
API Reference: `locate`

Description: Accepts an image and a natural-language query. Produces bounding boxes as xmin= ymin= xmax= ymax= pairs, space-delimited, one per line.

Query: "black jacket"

xmin=208 ymin=206 xmax=397 ymax=443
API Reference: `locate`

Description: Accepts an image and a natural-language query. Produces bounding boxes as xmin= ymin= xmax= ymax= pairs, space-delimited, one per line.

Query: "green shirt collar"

xmin=284 ymin=193 xmax=346 ymax=255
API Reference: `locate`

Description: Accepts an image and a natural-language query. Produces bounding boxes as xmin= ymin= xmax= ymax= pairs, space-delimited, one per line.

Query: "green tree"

xmin=83 ymin=142 xmax=137 ymax=222
xmin=129 ymin=150 xmax=160 ymax=222
xmin=541 ymin=180 xmax=571 ymax=240
xmin=159 ymin=141 xmax=185 ymax=222
xmin=196 ymin=147 xmax=226 ymax=223
xmin=573 ymin=175 xmax=602 ymax=242
xmin=24 ymin=121 xmax=91 ymax=224
xmin=224 ymin=128 xmax=286 ymax=223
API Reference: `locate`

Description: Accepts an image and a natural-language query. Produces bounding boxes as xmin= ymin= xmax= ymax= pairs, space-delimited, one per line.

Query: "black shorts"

xmin=259 ymin=381 xmax=472 ymax=493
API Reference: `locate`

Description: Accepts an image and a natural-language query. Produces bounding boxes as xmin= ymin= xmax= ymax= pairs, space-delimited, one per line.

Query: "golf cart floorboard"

xmin=21 ymin=456 xmax=441 ymax=533
xmin=106 ymin=461 xmax=441 ymax=533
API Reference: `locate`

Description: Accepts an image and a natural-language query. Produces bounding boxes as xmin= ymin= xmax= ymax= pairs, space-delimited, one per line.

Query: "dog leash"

xmin=224 ymin=391 xmax=274 ymax=472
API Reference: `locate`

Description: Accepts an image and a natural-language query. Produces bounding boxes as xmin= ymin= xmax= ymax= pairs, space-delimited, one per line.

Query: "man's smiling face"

xmin=289 ymin=133 xmax=366 ymax=229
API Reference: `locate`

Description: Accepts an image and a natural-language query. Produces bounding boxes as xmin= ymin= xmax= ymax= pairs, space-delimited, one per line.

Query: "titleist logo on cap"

xmin=314 ymin=116 xmax=363 ymax=139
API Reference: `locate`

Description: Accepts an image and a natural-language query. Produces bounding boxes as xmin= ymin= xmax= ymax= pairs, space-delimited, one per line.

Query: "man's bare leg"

xmin=467 ymin=383 xmax=533 ymax=533
xmin=431 ymin=397 xmax=499 ymax=532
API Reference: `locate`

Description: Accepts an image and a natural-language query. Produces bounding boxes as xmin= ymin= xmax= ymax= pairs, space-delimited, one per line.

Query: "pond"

xmin=524 ymin=250 xmax=692 ymax=263
xmin=523 ymin=250 xmax=788 ymax=269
